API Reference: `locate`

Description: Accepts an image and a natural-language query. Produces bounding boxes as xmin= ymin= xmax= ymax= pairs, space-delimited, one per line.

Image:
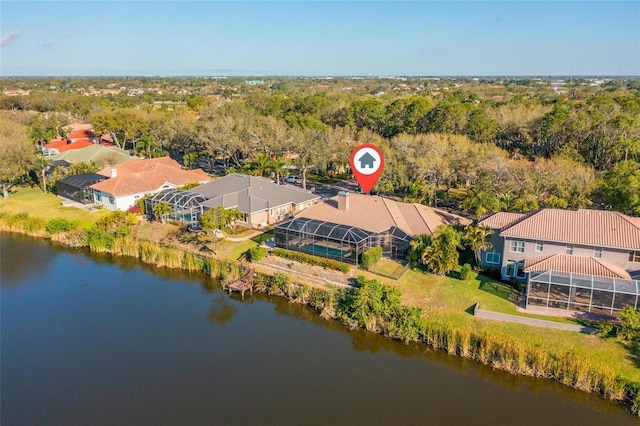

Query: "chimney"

xmin=338 ymin=191 xmax=349 ymax=211
xmin=110 ymin=168 xmax=117 ymax=178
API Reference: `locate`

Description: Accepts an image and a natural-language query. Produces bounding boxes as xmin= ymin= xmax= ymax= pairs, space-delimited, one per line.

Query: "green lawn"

xmin=0 ymin=186 xmax=108 ymax=224
xmin=223 ymin=239 xmax=258 ymax=260
xmin=367 ymin=258 xmax=408 ymax=278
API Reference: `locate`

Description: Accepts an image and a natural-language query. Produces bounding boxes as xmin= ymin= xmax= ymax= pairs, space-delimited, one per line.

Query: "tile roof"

xmin=67 ymin=129 xmax=95 ymax=140
xmin=191 ymin=174 xmax=319 ymax=214
xmin=46 ymin=145 xmax=134 ymax=166
xmin=44 ymin=138 xmax=93 ymax=153
xmin=91 ymin=157 xmax=211 ymax=197
xmin=297 ymin=193 xmax=470 ymax=236
xmin=497 ymin=209 xmax=640 ymax=250
xmin=524 ymin=254 xmax=631 ymax=279
xmin=479 ymin=212 xmax=529 ymax=229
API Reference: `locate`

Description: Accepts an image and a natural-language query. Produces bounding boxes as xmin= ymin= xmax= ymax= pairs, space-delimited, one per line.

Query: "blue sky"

xmin=1 ymin=1 xmax=638 ymax=76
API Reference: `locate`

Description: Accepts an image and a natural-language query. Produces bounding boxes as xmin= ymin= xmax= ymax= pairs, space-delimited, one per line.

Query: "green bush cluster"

xmin=271 ymin=247 xmax=351 ymax=273
xmin=248 ymin=246 xmax=268 ymax=261
xmin=45 ymin=218 xmax=79 ymax=234
xmin=360 ymin=246 xmax=382 ymax=269
xmin=459 ymin=263 xmax=474 ymax=281
xmin=336 ymin=276 xmax=426 ymax=342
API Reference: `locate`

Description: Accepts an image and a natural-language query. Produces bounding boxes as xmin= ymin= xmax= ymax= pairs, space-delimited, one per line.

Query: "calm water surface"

xmin=1 ymin=233 xmax=637 ymax=425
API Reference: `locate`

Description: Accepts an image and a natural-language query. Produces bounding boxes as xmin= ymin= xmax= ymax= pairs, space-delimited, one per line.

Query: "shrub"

xmin=46 ymin=218 xmax=79 ymax=234
xmin=594 ymin=321 xmax=615 ymax=338
xmin=248 ymin=246 xmax=268 ymax=261
xmin=84 ymin=225 xmax=114 ymax=251
xmin=23 ymin=217 xmax=47 ymax=234
xmin=618 ymin=306 xmax=640 ymax=341
xmin=271 ymin=248 xmax=351 ymax=273
xmin=361 ymin=246 xmax=383 ymax=269
xmin=460 ymin=263 xmax=474 ymax=281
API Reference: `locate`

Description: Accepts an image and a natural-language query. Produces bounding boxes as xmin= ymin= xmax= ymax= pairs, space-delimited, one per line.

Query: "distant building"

xmin=2 ymin=89 xmax=30 ymax=96
xmin=245 ymin=80 xmax=264 ymax=85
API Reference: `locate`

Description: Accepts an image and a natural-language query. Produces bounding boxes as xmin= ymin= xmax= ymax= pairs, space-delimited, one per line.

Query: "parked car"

xmin=284 ymin=176 xmax=302 ymax=184
xmin=436 ymin=199 xmax=460 ymax=209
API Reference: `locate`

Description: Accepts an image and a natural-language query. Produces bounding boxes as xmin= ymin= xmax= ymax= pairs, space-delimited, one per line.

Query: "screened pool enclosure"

xmin=274 ymin=217 xmax=412 ymax=265
xmin=526 ymin=270 xmax=639 ymax=316
xmin=145 ymin=189 xmax=208 ymax=223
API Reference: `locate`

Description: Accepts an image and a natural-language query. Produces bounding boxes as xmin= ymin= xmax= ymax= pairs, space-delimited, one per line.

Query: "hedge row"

xmin=361 ymin=246 xmax=383 ymax=269
xmin=271 ymin=247 xmax=351 ymax=273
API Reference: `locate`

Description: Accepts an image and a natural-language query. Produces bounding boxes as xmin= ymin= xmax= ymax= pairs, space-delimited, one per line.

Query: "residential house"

xmin=479 ymin=209 xmax=640 ymax=281
xmin=479 ymin=209 xmax=640 ymax=315
xmin=46 ymin=145 xmax=135 ymax=167
xmin=275 ymin=192 xmax=469 ymax=265
xmin=56 ymin=173 xmax=108 ymax=205
xmin=90 ymin=157 xmax=211 ymax=211
xmin=187 ymin=174 xmax=320 ymax=228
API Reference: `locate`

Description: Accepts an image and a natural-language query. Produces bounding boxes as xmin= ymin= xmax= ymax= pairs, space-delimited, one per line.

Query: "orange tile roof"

xmin=524 ymin=254 xmax=631 ymax=279
xmin=44 ymin=138 xmax=93 ymax=153
xmin=297 ymin=193 xmax=469 ymax=236
xmin=91 ymin=157 xmax=211 ymax=197
xmin=498 ymin=209 xmax=640 ymax=250
xmin=67 ymin=129 xmax=94 ymax=140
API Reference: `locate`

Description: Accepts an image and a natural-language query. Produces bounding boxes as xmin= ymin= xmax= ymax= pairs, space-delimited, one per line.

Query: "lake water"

xmin=1 ymin=233 xmax=636 ymax=425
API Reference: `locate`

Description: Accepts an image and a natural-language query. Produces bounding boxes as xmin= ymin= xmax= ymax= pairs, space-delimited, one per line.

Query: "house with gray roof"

xmin=147 ymin=174 xmax=320 ymax=229
xmin=190 ymin=174 xmax=320 ymax=228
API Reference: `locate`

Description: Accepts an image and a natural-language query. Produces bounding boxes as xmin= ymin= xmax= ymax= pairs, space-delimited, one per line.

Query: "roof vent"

xmin=110 ymin=168 xmax=117 ymax=178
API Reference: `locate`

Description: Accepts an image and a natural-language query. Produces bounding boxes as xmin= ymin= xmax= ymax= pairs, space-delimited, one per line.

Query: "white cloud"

xmin=1 ymin=30 xmax=22 ymax=47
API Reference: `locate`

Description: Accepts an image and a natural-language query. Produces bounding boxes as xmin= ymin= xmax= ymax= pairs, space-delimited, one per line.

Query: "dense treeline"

xmin=1 ymin=77 xmax=639 ymax=214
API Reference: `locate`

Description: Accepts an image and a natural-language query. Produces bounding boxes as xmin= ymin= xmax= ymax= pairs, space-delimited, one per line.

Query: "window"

xmin=486 ymin=252 xmax=500 ymax=264
xmin=630 ymin=251 xmax=640 ymax=263
xmin=593 ymin=247 xmax=603 ymax=259
xmin=566 ymin=244 xmax=574 ymax=255
xmin=109 ymin=196 xmax=115 ymax=205
xmin=516 ymin=263 xmax=526 ymax=279
xmin=95 ymin=193 xmax=102 ymax=202
xmin=510 ymin=240 xmax=525 ymax=253
xmin=505 ymin=262 xmax=516 ymax=277
xmin=535 ymin=241 xmax=544 ymax=252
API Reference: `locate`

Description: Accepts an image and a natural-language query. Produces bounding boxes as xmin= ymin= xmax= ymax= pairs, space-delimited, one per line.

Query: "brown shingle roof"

xmin=297 ymin=193 xmax=470 ymax=236
xmin=499 ymin=209 xmax=640 ymax=250
xmin=524 ymin=254 xmax=631 ymax=279
xmin=91 ymin=157 xmax=211 ymax=197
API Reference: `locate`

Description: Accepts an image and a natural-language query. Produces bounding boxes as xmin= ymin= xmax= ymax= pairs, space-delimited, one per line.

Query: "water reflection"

xmin=207 ymin=292 xmax=237 ymax=325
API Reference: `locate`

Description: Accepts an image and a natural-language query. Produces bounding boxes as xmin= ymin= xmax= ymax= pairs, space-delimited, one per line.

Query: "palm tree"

xmin=421 ymin=226 xmax=463 ymax=275
xmin=152 ymin=201 xmax=172 ymax=224
xmin=464 ymin=224 xmax=493 ymax=266
xmin=250 ymin=153 xmax=272 ymax=178
xmin=407 ymin=234 xmax=431 ymax=267
xmin=271 ymin=156 xmax=288 ymax=184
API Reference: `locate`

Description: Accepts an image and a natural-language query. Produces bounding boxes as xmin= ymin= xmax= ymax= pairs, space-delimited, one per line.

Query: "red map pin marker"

xmin=350 ymin=144 xmax=384 ymax=195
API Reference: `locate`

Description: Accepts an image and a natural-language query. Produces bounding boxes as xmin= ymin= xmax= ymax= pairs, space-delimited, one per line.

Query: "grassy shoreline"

xmin=1 ymin=187 xmax=639 ymax=415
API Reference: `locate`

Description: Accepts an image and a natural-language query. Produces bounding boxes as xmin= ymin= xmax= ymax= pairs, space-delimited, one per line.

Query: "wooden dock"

xmin=223 ymin=270 xmax=254 ymax=298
